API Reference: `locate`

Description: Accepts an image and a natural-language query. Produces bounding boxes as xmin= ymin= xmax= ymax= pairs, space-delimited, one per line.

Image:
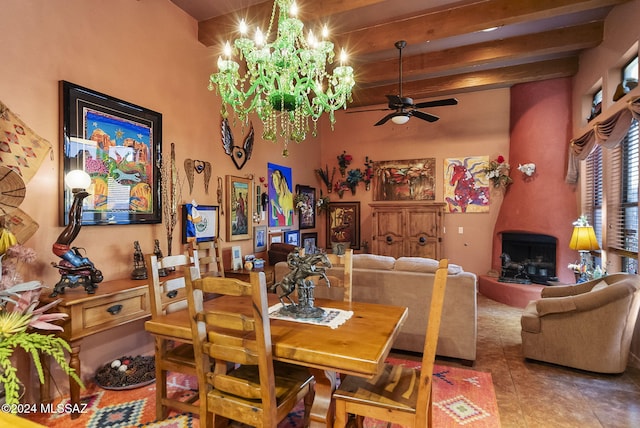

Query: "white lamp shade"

xmin=65 ymin=169 xmax=91 ymax=190
xmin=391 ymin=114 xmax=410 ymax=125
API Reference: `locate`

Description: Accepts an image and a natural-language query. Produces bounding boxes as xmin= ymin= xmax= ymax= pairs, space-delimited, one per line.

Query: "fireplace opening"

xmin=500 ymin=232 xmax=557 ymax=285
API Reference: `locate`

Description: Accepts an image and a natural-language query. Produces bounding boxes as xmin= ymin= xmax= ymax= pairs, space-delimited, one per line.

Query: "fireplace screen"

xmin=500 ymin=232 xmax=557 ymax=284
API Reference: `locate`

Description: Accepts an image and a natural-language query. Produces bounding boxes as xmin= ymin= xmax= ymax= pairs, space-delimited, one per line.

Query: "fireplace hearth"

xmin=500 ymin=232 xmax=557 ymax=285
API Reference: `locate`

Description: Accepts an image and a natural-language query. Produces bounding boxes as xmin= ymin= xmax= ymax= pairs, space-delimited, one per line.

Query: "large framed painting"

xmin=226 ymin=175 xmax=253 ymax=241
xmin=326 ymin=202 xmax=360 ymax=250
xmin=296 ymin=185 xmax=316 ymax=230
xmin=267 ymin=163 xmax=294 ymax=227
xmin=443 ymin=156 xmax=490 ymax=213
xmin=372 ymin=158 xmax=436 ymax=201
xmin=59 ymin=80 xmax=162 ymax=226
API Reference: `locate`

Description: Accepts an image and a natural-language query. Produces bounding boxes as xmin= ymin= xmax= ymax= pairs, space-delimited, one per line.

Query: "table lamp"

xmin=569 ymin=216 xmax=600 ymax=282
xmin=50 ymin=169 xmax=103 ymax=296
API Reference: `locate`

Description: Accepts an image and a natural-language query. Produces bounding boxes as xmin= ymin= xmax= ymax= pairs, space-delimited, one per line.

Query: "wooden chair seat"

xmin=332 ymin=259 xmax=449 ymax=428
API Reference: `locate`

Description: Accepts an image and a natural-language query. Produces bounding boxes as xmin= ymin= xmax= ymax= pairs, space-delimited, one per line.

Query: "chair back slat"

xmin=188 ymin=238 xmax=225 ymax=277
xmin=145 ymin=253 xmax=191 ymax=318
xmin=298 ymin=249 xmax=353 ymax=303
xmin=415 ymin=258 xmax=449 ymax=425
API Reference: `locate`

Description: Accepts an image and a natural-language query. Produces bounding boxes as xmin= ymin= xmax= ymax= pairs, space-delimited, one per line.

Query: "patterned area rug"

xmin=25 ymin=359 xmax=500 ymax=427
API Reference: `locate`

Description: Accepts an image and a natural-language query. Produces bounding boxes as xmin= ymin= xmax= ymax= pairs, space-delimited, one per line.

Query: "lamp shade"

xmin=391 ymin=114 xmax=410 ymax=125
xmin=569 ymin=225 xmax=600 ymax=251
xmin=65 ymin=169 xmax=91 ymax=190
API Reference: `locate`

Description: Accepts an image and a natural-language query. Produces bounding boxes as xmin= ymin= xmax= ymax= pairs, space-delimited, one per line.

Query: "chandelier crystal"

xmin=208 ymin=0 xmax=355 ymax=157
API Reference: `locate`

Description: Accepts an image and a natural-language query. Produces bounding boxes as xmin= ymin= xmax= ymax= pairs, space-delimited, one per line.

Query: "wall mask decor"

xmin=221 ymin=118 xmax=254 ymax=170
xmin=184 ymin=158 xmax=212 ymax=194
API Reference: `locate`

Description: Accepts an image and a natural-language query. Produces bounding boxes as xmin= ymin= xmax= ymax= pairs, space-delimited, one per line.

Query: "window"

xmin=584 ymin=145 xmax=603 ymax=268
xmin=622 ymin=56 xmax=638 ymax=82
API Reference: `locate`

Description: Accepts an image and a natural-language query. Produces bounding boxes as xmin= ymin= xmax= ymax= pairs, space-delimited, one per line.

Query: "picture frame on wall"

xmin=301 ymin=232 xmax=318 ymax=255
xmin=284 ymin=230 xmax=299 ymax=246
xmin=59 ymin=80 xmax=162 ymax=226
xmin=226 ymin=175 xmax=253 ymax=241
xmin=267 ymin=163 xmax=294 ymax=227
xmin=326 ymin=202 xmax=360 ymax=250
xmin=296 ymin=185 xmax=316 ymax=230
xmin=269 ymin=231 xmax=283 ymax=245
xmin=372 ymin=158 xmax=436 ymax=201
xmin=181 ymin=204 xmax=218 ymax=243
xmin=254 ymin=225 xmax=267 ymax=253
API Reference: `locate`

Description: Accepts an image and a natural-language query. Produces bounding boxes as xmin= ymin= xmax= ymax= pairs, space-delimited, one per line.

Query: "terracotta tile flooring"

xmin=393 ymin=294 xmax=640 ymax=427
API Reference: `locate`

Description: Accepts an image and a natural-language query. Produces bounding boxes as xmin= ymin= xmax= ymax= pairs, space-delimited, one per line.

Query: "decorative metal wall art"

xmin=184 ymin=158 xmax=212 ymax=194
xmin=221 ymin=119 xmax=254 ymax=170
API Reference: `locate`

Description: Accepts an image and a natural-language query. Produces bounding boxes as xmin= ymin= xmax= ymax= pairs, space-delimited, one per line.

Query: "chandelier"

xmin=208 ymin=0 xmax=355 ymax=157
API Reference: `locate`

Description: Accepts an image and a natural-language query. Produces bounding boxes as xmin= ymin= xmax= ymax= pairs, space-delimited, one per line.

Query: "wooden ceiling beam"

xmin=198 ymin=0 xmax=386 ymax=47
xmin=356 ymin=21 xmax=603 ymax=85
xmin=334 ymin=0 xmax=626 ymax=56
xmin=349 ymin=57 xmax=579 ymax=107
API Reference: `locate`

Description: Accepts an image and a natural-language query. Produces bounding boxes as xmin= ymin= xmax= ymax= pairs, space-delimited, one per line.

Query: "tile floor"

xmin=394 ymin=294 xmax=640 ymax=427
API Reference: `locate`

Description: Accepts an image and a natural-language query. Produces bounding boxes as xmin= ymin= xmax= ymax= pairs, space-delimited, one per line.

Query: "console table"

xmin=40 ymin=276 xmax=150 ymax=418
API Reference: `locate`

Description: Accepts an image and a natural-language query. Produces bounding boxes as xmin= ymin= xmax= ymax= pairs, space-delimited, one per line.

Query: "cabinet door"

xmin=372 ymin=209 xmax=405 ymax=258
xmin=406 ymin=209 xmax=441 ymax=258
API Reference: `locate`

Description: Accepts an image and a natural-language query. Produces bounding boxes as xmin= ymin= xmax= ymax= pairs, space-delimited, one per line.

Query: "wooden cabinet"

xmin=370 ymin=202 xmax=445 ymax=259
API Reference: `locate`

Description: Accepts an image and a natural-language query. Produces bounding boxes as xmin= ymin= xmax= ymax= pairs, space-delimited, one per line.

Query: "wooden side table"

xmin=224 ymin=266 xmax=275 ymax=287
xmin=40 ymin=277 xmax=150 ymax=418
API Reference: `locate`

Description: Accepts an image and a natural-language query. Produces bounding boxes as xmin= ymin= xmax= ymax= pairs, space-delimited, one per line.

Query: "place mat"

xmin=268 ymin=303 xmax=353 ymax=329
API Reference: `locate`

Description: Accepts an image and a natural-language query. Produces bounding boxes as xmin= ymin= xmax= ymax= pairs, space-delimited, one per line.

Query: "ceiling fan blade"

xmin=414 ymin=98 xmax=459 ymax=109
xmin=374 ymin=112 xmax=404 ymax=126
xmin=412 ymin=110 xmax=440 ymax=122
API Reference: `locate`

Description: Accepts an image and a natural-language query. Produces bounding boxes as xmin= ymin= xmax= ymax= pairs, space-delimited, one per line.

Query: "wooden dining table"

xmin=145 ymin=294 xmax=408 ymax=427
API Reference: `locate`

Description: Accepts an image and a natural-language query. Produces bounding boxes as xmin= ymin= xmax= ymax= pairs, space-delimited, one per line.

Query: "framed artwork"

xmin=231 ymin=245 xmax=242 ymax=270
xmin=269 ymin=231 xmax=283 ymax=245
xmin=267 ymin=163 xmax=294 ymax=227
xmin=296 ymin=185 xmax=316 ymax=229
xmin=226 ymin=175 xmax=253 ymax=241
xmin=59 ymin=80 xmax=162 ymax=226
xmin=254 ymin=225 xmax=267 ymax=253
xmin=284 ymin=230 xmax=300 ymax=246
xmin=444 ymin=156 xmax=490 ymax=213
xmin=326 ymin=202 xmax=360 ymax=250
xmin=301 ymin=232 xmax=318 ymax=255
xmin=181 ymin=204 xmax=218 ymax=243
xmin=372 ymin=158 xmax=436 ymax=201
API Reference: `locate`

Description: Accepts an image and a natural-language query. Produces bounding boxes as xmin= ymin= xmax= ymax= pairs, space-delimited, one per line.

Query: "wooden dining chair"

xmin=332 ymin=259 xmax=449 ymax=428
xmin=303 ymin=249 xmax=353 ymax=303
xmin=145 ymin=253 xmax=199 ymax=419
xmin=188 ymin=238 xmax=224 ymax=277
xmin=184 ymin=268 xmax=315 ymax=427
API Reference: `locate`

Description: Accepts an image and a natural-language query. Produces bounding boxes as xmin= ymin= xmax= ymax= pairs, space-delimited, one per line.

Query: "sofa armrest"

xmin=536 ymin=281 xmax=635 ymax=316
xmin=541 ymin=279 xmax=599 ymax=298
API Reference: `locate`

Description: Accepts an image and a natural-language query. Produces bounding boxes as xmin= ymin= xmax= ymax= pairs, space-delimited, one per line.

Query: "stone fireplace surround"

xmin=478 ymin=78 xmax=579 ymax=308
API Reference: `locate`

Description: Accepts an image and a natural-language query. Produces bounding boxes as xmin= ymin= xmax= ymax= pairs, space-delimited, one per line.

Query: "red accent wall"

xmin=492 ymin=78 xmax=579 ymax=283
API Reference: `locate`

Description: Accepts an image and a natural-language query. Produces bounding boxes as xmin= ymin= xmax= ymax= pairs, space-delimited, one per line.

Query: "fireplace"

xmin=500 ymin=232 xmax=557 ymax=284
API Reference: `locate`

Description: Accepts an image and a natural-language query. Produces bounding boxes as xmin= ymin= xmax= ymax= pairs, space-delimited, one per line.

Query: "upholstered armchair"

xmin=521 ymin=273 xmax=640 ymax=373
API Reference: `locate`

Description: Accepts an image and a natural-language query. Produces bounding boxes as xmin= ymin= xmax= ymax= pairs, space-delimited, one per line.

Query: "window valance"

xmin=566 ymin=96 xmax=640 ymax=183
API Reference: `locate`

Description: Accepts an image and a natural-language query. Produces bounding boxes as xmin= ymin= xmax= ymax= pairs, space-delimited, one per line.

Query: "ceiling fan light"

xmin=391 ymin=115 xmax=410 ymax=124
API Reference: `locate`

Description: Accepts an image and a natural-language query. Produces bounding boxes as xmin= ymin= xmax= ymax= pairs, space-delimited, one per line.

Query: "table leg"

xmin=39 ymin=353 xmax=51 ymax=404
xmin=68 ymin=341 xmax=82 ymax=419
xmin=308 ymin=369 xmax=338 ymax=428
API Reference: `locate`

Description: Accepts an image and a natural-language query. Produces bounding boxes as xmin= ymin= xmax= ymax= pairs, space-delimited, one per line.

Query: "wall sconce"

xmin=50 ymin=170 xmax=103 ymax=297
xmin=517 ymin=163 xmax=536 ymax=177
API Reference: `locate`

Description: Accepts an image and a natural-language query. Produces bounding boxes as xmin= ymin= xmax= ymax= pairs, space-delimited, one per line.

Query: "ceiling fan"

xmin=353 ymin=40 xmax=458 ymax=126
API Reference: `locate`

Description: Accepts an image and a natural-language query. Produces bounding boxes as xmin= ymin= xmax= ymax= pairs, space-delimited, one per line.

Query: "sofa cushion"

xmin=352 ymin=254 xmax=395 ymax=270
xmin=394 ymin=257 xmax=464 ymax=275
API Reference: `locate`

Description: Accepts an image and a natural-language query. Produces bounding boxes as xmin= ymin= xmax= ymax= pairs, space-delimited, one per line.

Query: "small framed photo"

xmin=254 ymin=225 xmax=267 ymax=253
xmin=301 ymin=232 xmax=318 ymax=255
xmin=284 ymin=230 xmax=299 ymax=246
xmin=182 ymin=204 xmax=218 ymax=243
xmin=269 ymin=231 xmax=283 ymax=245
xmin=231 ymin=245 xmax=242 ymax=270
xmin=296 ymin=185 xmax=316 ymax=230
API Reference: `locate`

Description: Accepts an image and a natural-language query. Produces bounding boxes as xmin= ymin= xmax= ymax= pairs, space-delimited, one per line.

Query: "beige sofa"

xmin=521 ymin=273 xmax=640 ymax=373
xmin=275 ymin=254 xmax=478 ymax=363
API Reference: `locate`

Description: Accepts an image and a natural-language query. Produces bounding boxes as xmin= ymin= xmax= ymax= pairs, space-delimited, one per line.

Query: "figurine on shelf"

xmin=131 ymin=241 xmax=147 ymax=280
xmin=153 ymin=239 xmax=168 ymax=277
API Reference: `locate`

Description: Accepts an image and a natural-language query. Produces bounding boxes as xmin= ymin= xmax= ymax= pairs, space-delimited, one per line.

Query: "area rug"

xmin=26 ymin=359 xmax=500 ymax=427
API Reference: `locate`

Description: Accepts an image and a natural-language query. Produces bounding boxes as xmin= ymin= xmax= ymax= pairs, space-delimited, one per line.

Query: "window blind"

xmin=607 ymin=119 xmax=639 ymax=257
xmin=584 ymin=144 xmax=603 ymax=245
